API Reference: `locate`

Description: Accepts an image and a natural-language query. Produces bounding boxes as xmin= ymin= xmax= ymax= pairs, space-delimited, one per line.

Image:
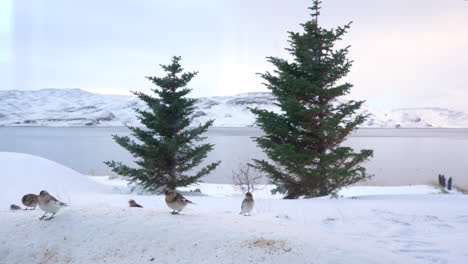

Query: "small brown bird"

xmin=10 ymin=204 xmax=21 ymax=210
xmin=37 ymin=190 xmax=67 ymax=221
xmin=128 ymin=199 xmax=143 ymax=208
xmin=164 ymin=189 xmax=194 ymax=214
xmin=240 ymin=192 xmax=254 ymax=216
xmin=22 ymin=193 xmax=38 ymax=210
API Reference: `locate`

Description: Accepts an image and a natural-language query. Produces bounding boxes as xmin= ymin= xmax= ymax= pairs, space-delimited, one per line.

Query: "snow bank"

xmin=1 ymin=204 xmax=412 ymax=264
xmin=336 ymin=185 xmax=442 ymax=197
xmin=88 ymin=175 xmax=284 ymax=199
xmin=0 ymin=152 xmax=110 ymax=206
xmin=1 ymin=153 xmax=467 ymax=264
xmin=87 ymin=176 xmax=451 ymax=199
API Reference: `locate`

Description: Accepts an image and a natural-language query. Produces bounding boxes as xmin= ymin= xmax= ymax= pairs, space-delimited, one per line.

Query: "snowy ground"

xmin=1 ymin=152 xmax=467 ymax=264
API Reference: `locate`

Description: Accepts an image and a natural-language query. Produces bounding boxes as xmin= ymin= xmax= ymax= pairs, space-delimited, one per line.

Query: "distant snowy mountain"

xmin=1 ymin=88 xmax=468 ymax=128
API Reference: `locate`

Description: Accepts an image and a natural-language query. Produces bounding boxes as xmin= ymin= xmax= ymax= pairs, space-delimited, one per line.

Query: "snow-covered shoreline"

xmin=2 ymin=88 xmax=468 ymax=128
xmin=1 ymin=152 xmax=467 ymax=263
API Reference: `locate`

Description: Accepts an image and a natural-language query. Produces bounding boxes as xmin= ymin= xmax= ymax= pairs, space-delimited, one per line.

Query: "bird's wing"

xmin=50 ymin=195 xmax=67 ymax=206
xmin=176 ymin=193 xmax=194 ymax=204
xmin=49 ymin=195 xmax=59 ymax=202
xmin=22 ymin=194 xmax=36 ymax=203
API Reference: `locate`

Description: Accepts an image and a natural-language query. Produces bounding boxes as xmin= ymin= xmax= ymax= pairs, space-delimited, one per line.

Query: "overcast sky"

xmin=0 ymin=0 xmax=467 ymax=111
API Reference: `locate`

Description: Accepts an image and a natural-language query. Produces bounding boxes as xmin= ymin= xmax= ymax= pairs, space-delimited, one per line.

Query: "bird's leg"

xmin=45 ymin=213 xmax=56 ymax=221
xmin=39 ymin=213 xmax=47 ymax=220
xmin=32 ymin=206 xmax=36 ymax=210
xmin=171 ymin=210 xmax=176 ymax=215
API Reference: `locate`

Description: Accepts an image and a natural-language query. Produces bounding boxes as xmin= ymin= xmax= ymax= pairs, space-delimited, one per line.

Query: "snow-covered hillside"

xmin=2 ymin=88 xmax=468 ymax=128
xmin=1 ymin=152 xmax=467 ymax=263
xmin=0 ymin=152 xmax=112 ymax=205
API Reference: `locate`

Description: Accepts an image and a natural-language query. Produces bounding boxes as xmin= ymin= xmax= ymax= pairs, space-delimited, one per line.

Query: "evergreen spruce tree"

xmin=105 ymin=56 xmax=220 ymax=191
xmin=251 ymin=1 xmax=373 ymax=198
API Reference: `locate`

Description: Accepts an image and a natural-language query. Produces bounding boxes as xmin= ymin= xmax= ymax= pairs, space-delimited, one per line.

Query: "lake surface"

xmin=1 ymin=127 xmax=467 ymax=188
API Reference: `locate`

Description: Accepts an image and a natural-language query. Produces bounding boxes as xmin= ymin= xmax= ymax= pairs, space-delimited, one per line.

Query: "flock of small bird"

xmin=10 ymin=189 xmax=255 ymax=220
xmin=9 ymin=190 xmax=68 ymax=220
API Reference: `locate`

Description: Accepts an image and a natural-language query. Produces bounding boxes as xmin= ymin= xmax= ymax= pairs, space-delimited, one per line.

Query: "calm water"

xmin=1 ymin=127 xmax=467 ymax=188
